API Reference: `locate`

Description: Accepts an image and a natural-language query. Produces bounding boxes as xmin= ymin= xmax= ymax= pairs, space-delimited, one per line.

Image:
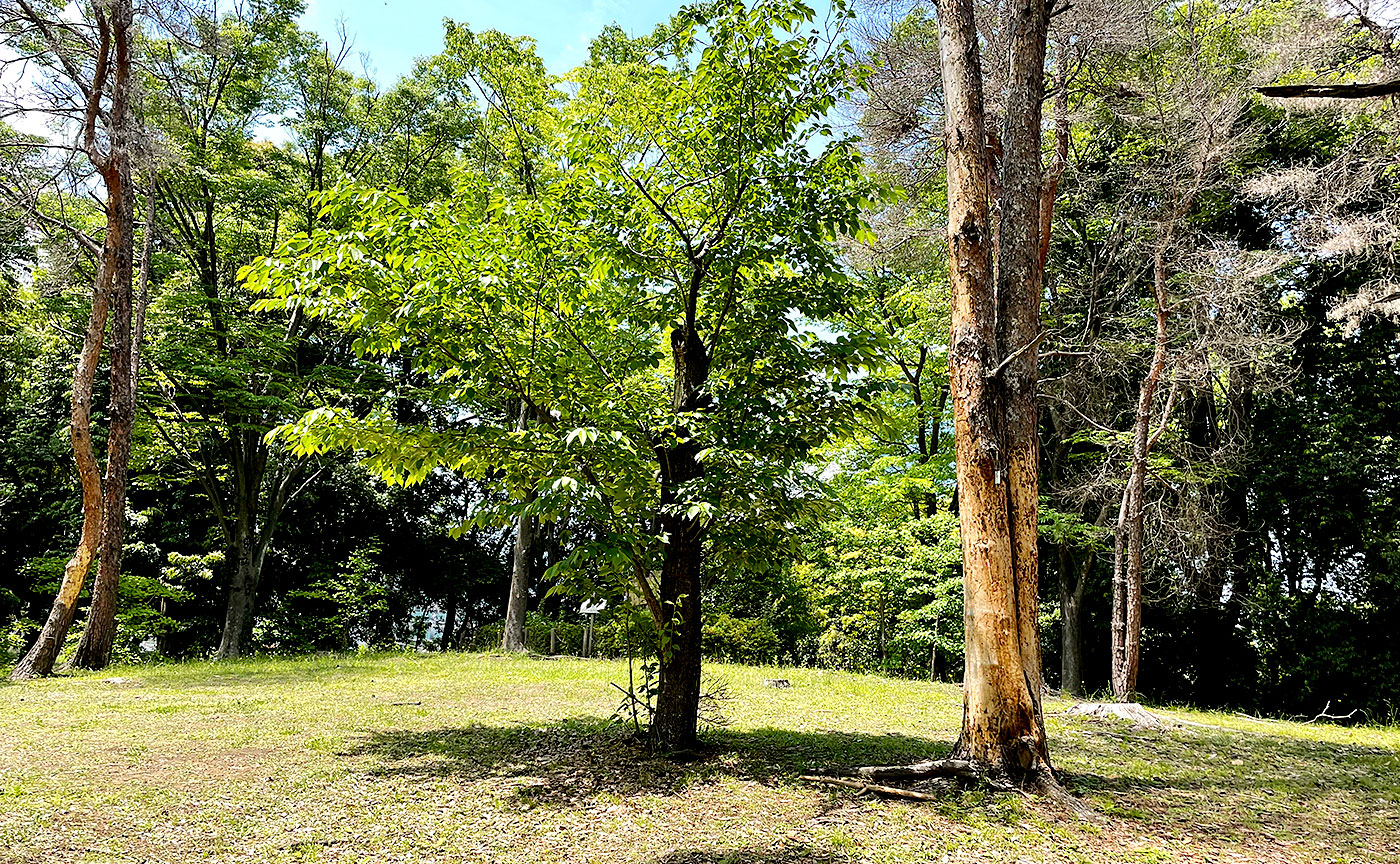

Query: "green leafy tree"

xmin=247 ymin=0 xmax=875 ymax=749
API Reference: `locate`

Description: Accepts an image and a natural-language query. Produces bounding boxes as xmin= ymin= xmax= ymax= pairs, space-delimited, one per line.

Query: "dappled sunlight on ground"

xmin=1 ymin=652 xmax=1396 ymax=863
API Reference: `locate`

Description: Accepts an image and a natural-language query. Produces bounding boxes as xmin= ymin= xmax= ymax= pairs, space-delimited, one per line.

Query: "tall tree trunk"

xmin=650 ymin=320 xmax=710 ymax=752
xmin=996 ymin=0 xmax=1051 ymax=740
xmin=11 ymin=0 xmax=139 ymax=678
xmin=8 ymin=253 xmax=113 ymax=681
xmin=1111 ymin=239 xmax=1177 ymax=701
xmin=938 ymin=0 xmax=1054 ymax=784
xmin=70 ymin=116 xmax=142 ymax=670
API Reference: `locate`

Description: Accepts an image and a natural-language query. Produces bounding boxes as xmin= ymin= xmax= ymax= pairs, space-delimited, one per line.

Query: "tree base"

xmin=807 ymin=756 xmax=1081 ymax=808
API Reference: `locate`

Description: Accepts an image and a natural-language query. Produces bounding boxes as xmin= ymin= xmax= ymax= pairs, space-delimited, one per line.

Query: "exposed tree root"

xmin=805 ymin=757 xmax=1088 ymax=812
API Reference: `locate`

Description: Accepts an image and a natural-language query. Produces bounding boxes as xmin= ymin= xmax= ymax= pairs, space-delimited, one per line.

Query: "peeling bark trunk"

xmin=935 ymin=0 xmax=1052 ymax=784
xmin=995 ymin=0 xmax=1051 ymax=747
xmin=938 ymin=0 xmax=1054 ymax=785
xmin=8 ymin=254 xmax=112 ymax=681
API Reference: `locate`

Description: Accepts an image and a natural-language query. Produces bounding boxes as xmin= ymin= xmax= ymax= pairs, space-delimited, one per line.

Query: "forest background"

xmin=1 ymin=0 xmax=1398 ymax=725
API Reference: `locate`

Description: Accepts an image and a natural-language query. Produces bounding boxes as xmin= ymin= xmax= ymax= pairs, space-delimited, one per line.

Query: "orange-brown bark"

xmin=8 ymin=255 xmax=112 ymax=681
xmin=937 ymin=0 xmax=1053 ymax=782
xmin=10 ymin=0 xmax=139 ymax=680
xmin=71 ymin=0 xmax=138 ymax=671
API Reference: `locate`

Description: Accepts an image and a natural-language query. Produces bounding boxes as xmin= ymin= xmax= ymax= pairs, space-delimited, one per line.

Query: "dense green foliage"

xmin=1 ymin=0 xmax=1398 ymax=724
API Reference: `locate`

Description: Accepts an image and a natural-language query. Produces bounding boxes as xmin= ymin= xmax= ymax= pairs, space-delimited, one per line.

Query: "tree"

xmin=4 ymin=0 xmax=147 ymax=677
xmin=430 ymin=23 xmax=556 ymax=653
xmin=136 ymin=3 xmax=427 ymax=659
xmin=247 ymin=0 xmax=874 ymax=750
xmin=934 ymin=0 xmax=1057 ymax=785
xmin=1030 ymin=0 xmax=1308 ymax=700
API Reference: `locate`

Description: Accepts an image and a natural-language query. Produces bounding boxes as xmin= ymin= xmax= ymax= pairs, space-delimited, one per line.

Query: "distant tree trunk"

xmin=1058 ymin=504 xmax=1107 ymax=697
xmin=502 ymin=503 xmax=534 ymax=652
xmin=441 ymin=594 xmax=457 ymax=651
xmin=913 ymin=380 xmax=949 ymax=516
xmin=1057 ymin=544 xmax=1088 ymax=697
xmin=939 ymin=0 xmax=1055 ymax=785
xmin=217 ymin=519 xmax=267 ymax=659
xmin=216 ymin=451 xmax=298 ymax=659
xmin=503 ymin=402 xmax=534 ymax=653
xmin=1111 ymin=239 xmax=1176 ymax=701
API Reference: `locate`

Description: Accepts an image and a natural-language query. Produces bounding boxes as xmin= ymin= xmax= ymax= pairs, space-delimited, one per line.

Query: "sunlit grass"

xmin=1 ymin=651 xmax=1395 ymax=863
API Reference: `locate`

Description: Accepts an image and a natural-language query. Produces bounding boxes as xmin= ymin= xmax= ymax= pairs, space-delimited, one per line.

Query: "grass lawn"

xmin=1 ymin=652 xmax=1397 ymax=863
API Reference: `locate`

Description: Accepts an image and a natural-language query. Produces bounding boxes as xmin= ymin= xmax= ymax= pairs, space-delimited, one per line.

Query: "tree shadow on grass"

xmin=1055 ymin=722 xmax=1400 ymax=799
xmin=338 ymin=711 xmax=1400 ymax=833
xmin=338 ymin=717 xmax=952 ymax=802
xmin=1049 ymin=721 xmax=1400 ymax=859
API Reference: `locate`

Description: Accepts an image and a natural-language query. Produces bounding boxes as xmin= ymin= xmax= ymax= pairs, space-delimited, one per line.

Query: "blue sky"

xmin=300 ymin=0 xmax=688 ymax=84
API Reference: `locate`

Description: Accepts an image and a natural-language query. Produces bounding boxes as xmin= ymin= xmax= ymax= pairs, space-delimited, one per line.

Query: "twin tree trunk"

xmin=10 ymin=0 xmax=141 ymax=679
xmin=939 ymin=0 xmax=1055 ymax=783
xmin=8 ymin=243 xmax=114 ymax=680
xmin=70 ymin=135 xmax=137 ymax=671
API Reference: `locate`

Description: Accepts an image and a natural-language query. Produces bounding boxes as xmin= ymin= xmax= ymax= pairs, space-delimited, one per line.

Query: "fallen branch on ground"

xmin=800 ymin=775 xmax=946 ymax=801
xmin=833 ymin=758 xmax=981 ymax=782
xmin=1302 ymin=701 xmax=1362 ymax=725
xmin=808 ymin=758 xmax=1023 ymax=794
